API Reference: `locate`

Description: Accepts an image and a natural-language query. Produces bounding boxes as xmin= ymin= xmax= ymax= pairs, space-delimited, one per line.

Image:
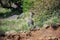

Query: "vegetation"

xmin=0 ymin=0 xmax=60 ymax=32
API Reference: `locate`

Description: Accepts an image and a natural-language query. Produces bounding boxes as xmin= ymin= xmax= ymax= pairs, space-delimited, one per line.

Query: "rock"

xmin=50 ymin=23 xmax=60 ymax=30
xmin=19 ymin=31 xmax=26 ymax=38
xmin=26 ymin=32 xmax=32 ymax=37
xmin=43 ymin=24 xmax=50 ymax=29
xmin=56 ymin=22 xmax=60 ymax=26
xmin=49 ymin=37 xmax=58 ymax=40
xmin=5 ymin=30 xmax=18 ymax=36
xmin=11 ymin=3 xmax=17 ymax=8
xmin=13 ymin=35 xmax=20 ymax=40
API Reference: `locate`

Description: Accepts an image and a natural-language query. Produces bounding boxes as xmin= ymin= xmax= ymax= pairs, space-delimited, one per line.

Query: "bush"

xmin=43 ymin=17 xmax=60 ymax=25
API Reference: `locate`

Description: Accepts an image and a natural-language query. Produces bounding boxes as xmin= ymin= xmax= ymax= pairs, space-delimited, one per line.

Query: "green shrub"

xmin=0 ymin=8 xmax=11 ymax=13
xmin=43 ymin=17 xmax=60 ymax=25
xmin=22 ymin=0 xmax=35 ymax=12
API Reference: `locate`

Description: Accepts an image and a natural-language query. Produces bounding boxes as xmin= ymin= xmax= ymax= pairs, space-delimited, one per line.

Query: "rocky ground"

xmin=0 ymin=23 xmax=60 ymax=40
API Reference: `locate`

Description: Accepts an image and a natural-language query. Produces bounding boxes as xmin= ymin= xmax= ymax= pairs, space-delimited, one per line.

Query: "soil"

xmin=0 ymin=23 xmax=60 ymax=40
